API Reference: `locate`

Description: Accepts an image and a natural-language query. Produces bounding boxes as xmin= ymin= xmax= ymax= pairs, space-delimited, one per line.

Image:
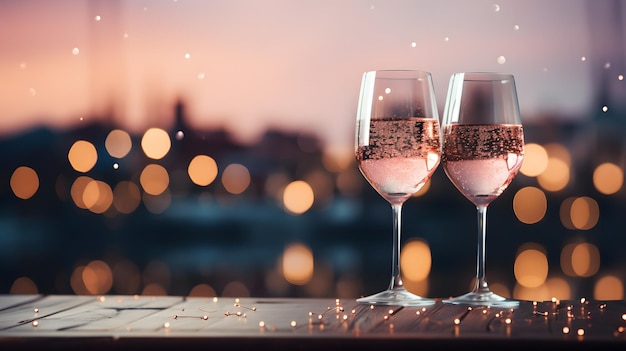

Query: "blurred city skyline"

xmin=2 ymin=0 xmax=624 ymax=151
xmin=1 ymin=94 xmax=625 ymax=300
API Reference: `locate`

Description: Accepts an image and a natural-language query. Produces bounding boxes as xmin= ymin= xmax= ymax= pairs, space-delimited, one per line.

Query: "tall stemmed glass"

xmin=441 ymin=72 xmax=524 ymax=307
xmin=355 ymin=70 xmax=440 ymax=306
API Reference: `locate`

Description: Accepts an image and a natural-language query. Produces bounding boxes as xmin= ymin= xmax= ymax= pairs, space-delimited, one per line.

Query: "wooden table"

xmin=0 ymin=294 xmax=625 ymax=350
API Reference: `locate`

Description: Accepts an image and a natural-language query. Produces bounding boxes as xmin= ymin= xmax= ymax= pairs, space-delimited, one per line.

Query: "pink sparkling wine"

xmin=356 ymin=118 xmax=441 ymax=204
xmin=442 ymin=124 xmax=524 ymax=207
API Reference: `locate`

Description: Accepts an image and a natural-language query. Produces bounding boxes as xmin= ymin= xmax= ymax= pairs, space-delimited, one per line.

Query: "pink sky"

xmin=0 ymin=0 xmax=611 ymax=151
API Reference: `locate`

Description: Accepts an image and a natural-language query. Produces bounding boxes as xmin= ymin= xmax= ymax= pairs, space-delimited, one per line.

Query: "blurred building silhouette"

xmin=1 ymin=91 xmax=626 ymax=300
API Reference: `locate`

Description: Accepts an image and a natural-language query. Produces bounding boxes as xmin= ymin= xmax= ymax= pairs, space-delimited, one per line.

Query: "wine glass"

xmin=355 ymin=70 xmax=441 ymax=306
xmin=441 ymin=72 xmax=524 ymax=307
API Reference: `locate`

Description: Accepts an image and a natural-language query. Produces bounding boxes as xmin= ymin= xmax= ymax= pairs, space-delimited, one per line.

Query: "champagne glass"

xmin=441 ymin=72 xmax=524 ymax=307
xmin=355 ymin=70 xmax=440 ymax=306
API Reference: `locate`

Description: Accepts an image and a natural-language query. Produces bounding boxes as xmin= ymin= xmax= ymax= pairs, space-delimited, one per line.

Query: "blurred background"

xmin=1 ymin=0 xmax=625 ymax=302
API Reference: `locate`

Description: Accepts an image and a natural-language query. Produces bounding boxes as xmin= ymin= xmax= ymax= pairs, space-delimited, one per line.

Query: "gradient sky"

xmin=0 ymin=0 xmax=618 ymax=151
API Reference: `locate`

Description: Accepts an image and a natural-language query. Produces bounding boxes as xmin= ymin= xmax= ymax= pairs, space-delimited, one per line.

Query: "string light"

xmin=307 ymin=300 xmax=349 ymax=327
xmin=453 ymin=306 xmax=473 ymax=326
xmin=416 ymin=307 xmax=427 ymax=316
xmin=17 ymin=296 xmax=626 ymax=343
xmin=551 ymin=297 xmax=559 ymax=304
xmin=224 ymin=311 xmax=245 ymax=317
xmin=121 ymin=295 xmax=626 ymax=339
xmin=224 ymin=299 xmax=257 ymax=317
xmin=233 ymin=301 xmax=257 ymax=311
xmin=173 ymin=314 xmax=209 ymax=320
xmin=533 ymin=310 xmax=549 ymax=317
xmin=308 ymin=307 xmax=333 ymax=318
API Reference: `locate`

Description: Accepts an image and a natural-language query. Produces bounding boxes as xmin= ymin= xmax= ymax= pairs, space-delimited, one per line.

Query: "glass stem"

xmin=389 ymin=203 xmax=404 ymax=291
xmin=474 ymin=204 xmax=490 ymax=294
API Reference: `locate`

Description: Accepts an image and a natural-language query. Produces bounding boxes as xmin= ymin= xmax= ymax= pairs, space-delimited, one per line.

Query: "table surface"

xmin=0 ymin=294 xmax=625 ymax=350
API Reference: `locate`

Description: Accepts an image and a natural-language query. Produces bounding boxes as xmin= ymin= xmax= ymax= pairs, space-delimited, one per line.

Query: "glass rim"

xmin=364 ymin=69 xmax=433 ymax=77
xmin=452 ymin=71 xmax=515 ymax=81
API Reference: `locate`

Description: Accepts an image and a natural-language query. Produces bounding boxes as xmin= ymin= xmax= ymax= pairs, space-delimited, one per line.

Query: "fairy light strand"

xmin=95 ymin=296 xmax=625 ymax=339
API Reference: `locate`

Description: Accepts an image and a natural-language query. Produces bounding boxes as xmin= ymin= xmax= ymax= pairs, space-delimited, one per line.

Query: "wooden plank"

xmin=67 ymin=295 xmax=185 ymax=332
xmin=0 ymin=295 xmax=625 ymax=350
xmin=0 ymin=294 xmax=43 ymax=311
xmin=0 ymin=295 xmax=94 ymax=331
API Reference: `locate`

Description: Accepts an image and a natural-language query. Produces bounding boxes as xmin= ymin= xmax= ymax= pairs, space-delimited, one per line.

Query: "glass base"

xmin=356 ymin=288 xmax=436 ymax=307
xmin=442 ymin=290 xmax=519 ymax=308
